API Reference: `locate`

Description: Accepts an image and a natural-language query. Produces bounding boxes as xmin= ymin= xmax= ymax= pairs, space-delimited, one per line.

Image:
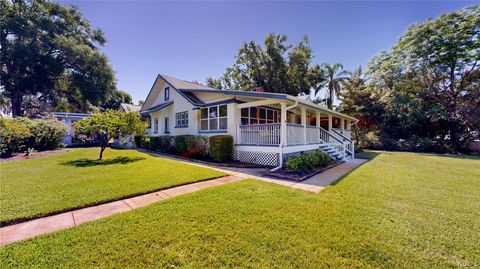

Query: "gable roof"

xmin=160 ymin=74 xmax=219 ymax=91
xmin=140 ymin=100 xmax=174 ymax=116
xmin=119 ymin=103 xmax=141 ymax=112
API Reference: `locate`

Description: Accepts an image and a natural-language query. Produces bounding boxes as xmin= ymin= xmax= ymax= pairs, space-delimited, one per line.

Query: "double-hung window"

xmin=240 ymin=107 xmax=280 ymax=125
xmin=153 ymin=117 xmax=159 ymax=134
xmin=164 ymin=117 xmax=169 ymax=133
xmin=176 ymin=111 xmax=188 ymax=127
xmin=200 ymin=105 xmax=227 ymax=131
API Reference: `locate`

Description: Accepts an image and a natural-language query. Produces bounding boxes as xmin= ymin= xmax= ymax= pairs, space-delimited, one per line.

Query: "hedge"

xmin=0 ymin=117 xmax=67 ymax=157
xmin=285 ymin=151 xmax=332 ymax=172
xmin=174 ymin=135 xmax=208 ymax=158
xmin=209 ymin=135 xmax=234 ymax=162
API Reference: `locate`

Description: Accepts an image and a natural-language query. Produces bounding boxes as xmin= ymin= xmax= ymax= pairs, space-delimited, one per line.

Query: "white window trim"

xmin=200 ymin=105 xmax=227 ymax=131
xmin=175 ymin=111 xmax=189 ymax=127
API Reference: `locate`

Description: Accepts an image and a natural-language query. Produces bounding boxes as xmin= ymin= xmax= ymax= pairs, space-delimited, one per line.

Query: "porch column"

xmin=328 ymin=114 xmax=333 ymax=131
xmin=340 ymin=118 xmax=345 ymax=134
xmin=316 ymin=111 xmax=321 ymax=128
xmin=347 ymin=121 xmax=351 ymax=131
xmin=280 ymin=102 xmax=287 ymax=146
xmin=301 ymin=107 xmax=307 ymax=144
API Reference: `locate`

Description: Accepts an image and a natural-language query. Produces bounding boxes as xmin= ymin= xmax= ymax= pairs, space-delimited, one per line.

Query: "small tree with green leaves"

xmin=74 ymin=110 xmax=146 ymax=160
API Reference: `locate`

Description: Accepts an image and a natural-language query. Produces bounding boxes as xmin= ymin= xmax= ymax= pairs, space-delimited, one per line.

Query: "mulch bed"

xmin=264 ymin=160 xmax=344 ymax=181
xmin=0 ymin=148 xmax=71 ymax=163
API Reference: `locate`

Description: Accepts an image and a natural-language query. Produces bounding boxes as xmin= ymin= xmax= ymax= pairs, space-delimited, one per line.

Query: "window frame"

xmin=153 ymin=117 xmax=159 ymax=134
xmin=164 ymin=87 xmax=170 ymax=101
xmin=164 ymin=117 xmax=170 ymax=134
xmin=240 ymin=107 xmax=280 ymax=126
xmin=200 ymin=104 xmax=227 ymax=132
xmin=175 ymin=111 xmax=189 ymax=128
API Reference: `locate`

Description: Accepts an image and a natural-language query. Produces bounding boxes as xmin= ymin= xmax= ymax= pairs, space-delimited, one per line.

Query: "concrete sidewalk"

xmin=0 ymin=176 xmax=242 ymax=247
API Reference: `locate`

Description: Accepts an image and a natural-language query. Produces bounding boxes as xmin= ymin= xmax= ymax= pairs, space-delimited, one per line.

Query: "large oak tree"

xmin=0 ymin=0 xmax=116 ymax=116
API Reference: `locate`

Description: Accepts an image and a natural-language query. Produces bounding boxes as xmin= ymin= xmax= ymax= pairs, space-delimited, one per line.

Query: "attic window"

xmin=164 ymin=87 xmax=170 ymax=101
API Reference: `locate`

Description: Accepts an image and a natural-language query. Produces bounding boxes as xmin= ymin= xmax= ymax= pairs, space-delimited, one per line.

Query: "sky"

xmin=61 ymin=1 xmax=476 ymax=103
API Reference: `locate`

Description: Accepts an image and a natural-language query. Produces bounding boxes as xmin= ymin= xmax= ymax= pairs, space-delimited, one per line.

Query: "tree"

xmin=211 ymin=33 xmax=315 ymax=95
xmin=367 ymin=5 xmax=480 ymax=151
xmin=321 ymin=63 xmax=350 ymax=109
xmin=0 ymin=0 xmax=116 ymax=116
xmin=101 ymin=90 xmax=133 ymax=111
xmin=74 ymin=110 xmax=146 ymax=160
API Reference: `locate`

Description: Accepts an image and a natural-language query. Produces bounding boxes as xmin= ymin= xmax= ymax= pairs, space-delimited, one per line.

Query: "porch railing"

xmin=306 ymin=126 xmax=320 ymax=144
xmin=238 ymin=124 xmax=280 ymax=145
xmin=286 ymin=124 xmax=304 ymax=145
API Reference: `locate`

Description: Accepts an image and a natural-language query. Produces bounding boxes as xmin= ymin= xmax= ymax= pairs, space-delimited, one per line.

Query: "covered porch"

xmin=233 ymin=99 xmax=356 ymax=166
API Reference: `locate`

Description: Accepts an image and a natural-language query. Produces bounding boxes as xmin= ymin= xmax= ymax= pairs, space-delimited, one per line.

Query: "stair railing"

xmin=319 ymin=127 xmax=347 ymax=159
xmin=331 ymin=129 xmax=354 ymax=158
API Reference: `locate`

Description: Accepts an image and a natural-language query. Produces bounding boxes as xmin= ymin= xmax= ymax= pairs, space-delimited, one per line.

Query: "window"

xmin=176 ymin=111 xmax=188 ymax=127
xmin=200 ymin=105 xmax=227 ymax=131
xmin=153 ymin=118 xmax=158 ymax=134
xmin=164 ymin=117 xmax=169 ymax=133
xmin=240 ymin=107 xmax=280 ymax=125
xmin=164 ymin=87 xmax=170 ymax=101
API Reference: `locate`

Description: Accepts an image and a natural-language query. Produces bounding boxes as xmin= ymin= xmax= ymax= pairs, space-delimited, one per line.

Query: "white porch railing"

xmin=306 ymin=126 xmax=320 ymax=144
xmin=238 ymin=124 xmax=280 ymax=145
xmin=286 ymin=124 xmax=304 ymax=145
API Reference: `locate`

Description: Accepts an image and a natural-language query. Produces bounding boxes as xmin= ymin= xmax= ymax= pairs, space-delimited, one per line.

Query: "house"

xmin=51 ymin=112 xmax=91 ymax=145
xmin=118 ymin=103 xmax=141 ymax=113
xmin=139 ymin=74 xmax=357 ymax=167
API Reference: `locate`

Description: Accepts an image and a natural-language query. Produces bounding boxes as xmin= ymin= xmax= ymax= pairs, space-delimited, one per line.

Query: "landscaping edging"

xmin=264 ymin=161 xmax=345 ymax=181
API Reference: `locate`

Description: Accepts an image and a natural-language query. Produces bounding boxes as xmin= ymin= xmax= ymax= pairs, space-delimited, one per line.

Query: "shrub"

xmin=149 ymin=137 xmax=161 ymax=151
xmin=285 ymin=151 xmax=331 ymax=172
xmin=28 ymin=118 xmax=67 ymax=150
xmin=0 ymin=117 xmax=31 ymax=157
xmin=175 ymin=135 xmax=208 ymax=158
xmin=209 ymin=135 xmax=234 ymax=162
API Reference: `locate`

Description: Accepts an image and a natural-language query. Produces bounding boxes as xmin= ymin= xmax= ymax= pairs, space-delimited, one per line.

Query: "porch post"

xmin=328 ymin=114 xmax=333 ymax=131
xmin=301 ymin=107 xmax=307 ymax=144
xmin=340 ymin=118 xmax=345 ymax=134
xmin=316 ymin=111 xmax=321 ymax=127
xmin=280 ymin=102 xmax=287 ymax=146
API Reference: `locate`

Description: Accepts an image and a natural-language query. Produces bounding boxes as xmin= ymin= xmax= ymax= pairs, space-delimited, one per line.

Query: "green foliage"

xmin=174 ymin=135 xmax=208 ymax=158
xmin=321 ymin=63 xmax=350 ymax=109
xmin=0 ymin=0 xmax=116 ymax=116
xmin=210 ymin=33 xmax=316 ymax=96
xmin=74 ymin=110 xmax=146 ymax=159
xmin=101 ymin=90 xmax=133 ymax=111
xmin=362 ymin=6 xmax=480 ymax=152
xmin=0 ymin=117 xmax=31 ymax=156
xmin=285 ymin=151 xmax=331 ymax=172
xmin=148 ymin=136 xmax=175 ymax=153
xmin=0 ymin=117 xmax=66 ymax=156
xmin=209 ymin=135 xmax=234 ymax=162
xmin=26 ymin=118 xmax=67 ymax=151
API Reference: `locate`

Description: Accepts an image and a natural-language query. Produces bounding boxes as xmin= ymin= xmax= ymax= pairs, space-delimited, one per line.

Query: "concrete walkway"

xmin=0 ymin=176 xmax=242 ymax=247
xmin=0 ymin=153 xmax=366 ymax=247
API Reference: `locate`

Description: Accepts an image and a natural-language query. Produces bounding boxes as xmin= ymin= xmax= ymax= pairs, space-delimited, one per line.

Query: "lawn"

xmin=0 ymin=148 xmax=225 ymax=224
xmin=1 ymin=151 xmax=479 ymax=268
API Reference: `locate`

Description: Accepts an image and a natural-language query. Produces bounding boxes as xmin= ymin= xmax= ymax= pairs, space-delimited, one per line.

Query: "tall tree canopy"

xmin=0 ymin=0 xmax=116 ymax=116
xmin=355 ymin=5 xmax=480 ymax=152
xmin=208 ymin=33 xmax=318 ymax=96
xmin=321 ymin=63 xmax=350 ymax=109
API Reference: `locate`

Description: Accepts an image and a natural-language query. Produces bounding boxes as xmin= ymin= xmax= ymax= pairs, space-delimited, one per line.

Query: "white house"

xmin=51 ymin=112 xmax=91 ymax=145
xmin=140 ymin=74 xmax=357 ymax=167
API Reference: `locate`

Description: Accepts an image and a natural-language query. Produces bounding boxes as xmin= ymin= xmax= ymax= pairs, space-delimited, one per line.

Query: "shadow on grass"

xmin=61 ymin=156 xmax=145 ymax=167
xmin=422 ymin=153 xmax=480 ymax=161
xmin=355 ymin=150 xmax=382 ymax=160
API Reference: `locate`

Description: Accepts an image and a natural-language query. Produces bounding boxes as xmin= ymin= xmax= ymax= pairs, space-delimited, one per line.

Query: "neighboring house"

xmin=51 ymin=112 xmax=91 ymax=145
xmin=140 ymin=74 xmax=358 ymax=167
xmin=118 ymin=103 xmax=141 ymax=113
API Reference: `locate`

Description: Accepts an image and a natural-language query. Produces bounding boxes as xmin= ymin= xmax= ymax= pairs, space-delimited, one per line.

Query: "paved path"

xmin=0 ymin=176 xmax=242 ymax=247
xmin=0 ymin=152 xmax=367 ymax=247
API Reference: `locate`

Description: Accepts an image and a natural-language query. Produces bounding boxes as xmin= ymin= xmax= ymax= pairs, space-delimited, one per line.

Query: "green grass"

xmin=0 ymin=148 xmax=225 ymax=224
xmin=1 ymin=151 xmax=479 ymax=268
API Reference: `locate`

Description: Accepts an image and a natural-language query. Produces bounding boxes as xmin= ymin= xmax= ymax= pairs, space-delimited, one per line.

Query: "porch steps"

xmin=318 ymin=144 xmax=344 ymax=161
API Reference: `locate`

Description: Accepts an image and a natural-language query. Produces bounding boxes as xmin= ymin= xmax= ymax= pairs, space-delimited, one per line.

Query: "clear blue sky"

xmin=61 ymin=1 xmax=475 ymax=103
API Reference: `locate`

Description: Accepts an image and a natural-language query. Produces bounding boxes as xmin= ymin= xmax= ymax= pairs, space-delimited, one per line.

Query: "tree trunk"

xmin=11 ymin=90 xmax=23 ymax=117
xmin=99 ymin=146 xmax=106 ymax=160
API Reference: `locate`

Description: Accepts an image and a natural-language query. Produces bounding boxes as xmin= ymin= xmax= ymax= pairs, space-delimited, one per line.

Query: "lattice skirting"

xmin=234 ymin=150 xmax=279 ymax=166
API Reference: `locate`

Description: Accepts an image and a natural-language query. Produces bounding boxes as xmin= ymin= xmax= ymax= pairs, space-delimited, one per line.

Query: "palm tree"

xmin=321 ymin=63 xmax=350 ymax=109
